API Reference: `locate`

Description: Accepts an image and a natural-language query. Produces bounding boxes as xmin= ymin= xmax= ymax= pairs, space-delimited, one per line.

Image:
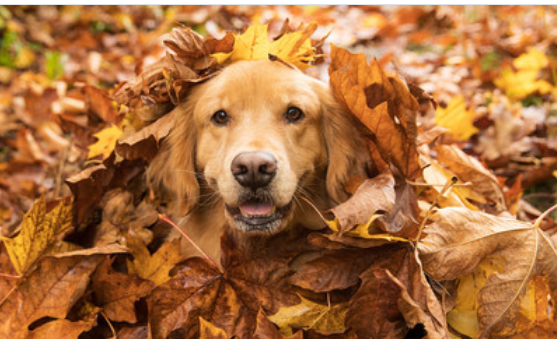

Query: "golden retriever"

xmin=149 ymin=59 xmax=368 ymax=262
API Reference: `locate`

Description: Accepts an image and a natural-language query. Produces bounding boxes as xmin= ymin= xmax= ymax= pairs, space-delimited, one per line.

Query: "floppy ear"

xmin=147 ymin=101 xmax=199 ymax=217
xmin=318 ymin=84 xmax=370 ymax=204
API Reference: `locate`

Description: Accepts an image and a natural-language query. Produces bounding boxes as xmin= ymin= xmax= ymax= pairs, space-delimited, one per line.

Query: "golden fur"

xmin=149 ymin=59 xmax=368 ymax=262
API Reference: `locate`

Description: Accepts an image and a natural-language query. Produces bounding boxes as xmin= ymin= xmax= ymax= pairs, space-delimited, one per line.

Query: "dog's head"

xmin=150 ymin=59 xmax=367 ymax=234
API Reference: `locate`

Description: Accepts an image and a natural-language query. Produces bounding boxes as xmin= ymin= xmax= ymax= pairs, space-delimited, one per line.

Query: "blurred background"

xmin=2 ymin=5 xmax=557 ymax=235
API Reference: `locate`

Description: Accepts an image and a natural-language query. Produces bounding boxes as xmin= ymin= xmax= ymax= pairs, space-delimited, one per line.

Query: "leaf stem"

xmin=159 ymin=214 xmax=220 ymax=270
xmin=533 ymin=203 xmax=557 ymax=229
xmin=0 ymin=272 xmax=21 ymax=279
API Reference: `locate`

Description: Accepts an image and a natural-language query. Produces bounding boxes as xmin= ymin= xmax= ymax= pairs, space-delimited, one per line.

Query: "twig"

xmin=414 ymin=176 xmax=457 ymax=251
xmin=159 ymin=214 xmax=221 ymax=271
xmin=100 ymin=311 xmax=116 ymax=338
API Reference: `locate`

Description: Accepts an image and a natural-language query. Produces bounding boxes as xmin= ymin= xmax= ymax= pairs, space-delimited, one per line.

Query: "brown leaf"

xmin=290 ymin=248 xmax=383 ymax=293
xmin=345 ymin=268 xmax=407 ymax=338
xmin=117 ymin=326 xmax=149 ymax=339
xmin=0 ymin=255 xmax=103 ymax=339
xmin=163 ymin=26 xmax=209 ymax=59
xmin=92 ymin=258 xmax=155 ymax=323
xmin=437 ymin=145 xmax=506 ymax=212
xmin=329 ymin=45 xmax=421 ymax=179
xmin=345 ymin=246 xmax=447 ymax=338
xmin=327 ymin=171 xmax=395 ymax=233
xmin=418 ymin=208 xmax=557 ymax=337
xmin=27 ymin=319 xmax=94 ymax=339
xmin=85 ymin=85 xmax=119 ymax=124
xmin=116 ymin=110 xmax=175 ymax=161
xmin=147 ymin=230 xmax=309 ymax=339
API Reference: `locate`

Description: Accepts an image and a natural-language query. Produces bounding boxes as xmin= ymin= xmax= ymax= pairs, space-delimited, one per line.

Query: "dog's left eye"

xmin=284 ymin=107 xmax=304 ymax=123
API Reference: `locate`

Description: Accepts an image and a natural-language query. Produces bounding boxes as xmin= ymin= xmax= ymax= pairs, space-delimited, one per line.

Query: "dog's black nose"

xmin=231 ymin=152 xmax=277 ymax=188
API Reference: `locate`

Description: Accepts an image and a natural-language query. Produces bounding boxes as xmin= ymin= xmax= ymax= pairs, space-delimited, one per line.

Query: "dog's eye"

xmin=285 ymin=107 xmax=304 ymax=123
xmin=211 ymin=110 xmax=230 ymax=126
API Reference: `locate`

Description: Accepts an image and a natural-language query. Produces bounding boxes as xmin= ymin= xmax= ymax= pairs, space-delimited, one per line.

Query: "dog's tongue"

xmin=240 ymin=201 xmax=274 ymax=216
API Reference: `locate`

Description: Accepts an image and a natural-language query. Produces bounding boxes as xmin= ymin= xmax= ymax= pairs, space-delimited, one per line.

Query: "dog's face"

xmin=150 ymin=59 xmax=366 ymax=236
xmin=194 ymin=60 xmax=328 ymax=233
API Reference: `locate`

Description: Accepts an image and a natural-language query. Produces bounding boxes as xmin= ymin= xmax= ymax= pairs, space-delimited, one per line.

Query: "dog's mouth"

xmin=225 ymin=198 xmax=292 ymax=233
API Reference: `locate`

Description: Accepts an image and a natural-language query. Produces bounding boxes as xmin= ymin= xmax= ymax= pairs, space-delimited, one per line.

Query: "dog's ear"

xmin=148 ymin=103 xmax=199 ymax=217
xmin=317 ymin=83 xmax=370 ymax=204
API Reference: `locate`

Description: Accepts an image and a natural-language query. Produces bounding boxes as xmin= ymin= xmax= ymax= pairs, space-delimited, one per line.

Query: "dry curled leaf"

xmin=329 ymin=44 xmax=421 ymax=180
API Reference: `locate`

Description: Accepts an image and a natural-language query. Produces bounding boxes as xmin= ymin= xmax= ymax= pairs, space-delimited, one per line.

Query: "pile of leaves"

xmin=2 ymin=5 xmax=557 ymax=339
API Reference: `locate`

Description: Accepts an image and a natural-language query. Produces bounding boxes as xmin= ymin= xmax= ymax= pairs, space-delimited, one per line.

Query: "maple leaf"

xmin=329 ymin=44 xmax=421 ymax=180
xmin=92 ymin=258 xmax=155 ymax=323
xmin=434 ymin=95 xmax=479 ymax=141
xmin=212 ymin=22 xmax=317 ymax=71
xmin=268 ymin=296 xmax=347 ymax=336
xmin=0 ymin=254 xmax=104 ymax=339
xmin=85 ymin=85 xmax=119 ymax=124
xmin=418 ymin=207 xmax=557 ymax=338
xmin=147 ymin=230 xmax=310 ymax=339
xmin=87 ymin=124 xmax=123 ymax=160
xmin=1 ymin=196 xmax=73 ymax=275
xmin=126 ymin=236 xmax=182 ymax=286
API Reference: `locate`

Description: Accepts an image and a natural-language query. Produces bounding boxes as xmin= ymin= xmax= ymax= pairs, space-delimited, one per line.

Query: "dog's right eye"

xmin=211 ymin=110 xmax=230 ymax=126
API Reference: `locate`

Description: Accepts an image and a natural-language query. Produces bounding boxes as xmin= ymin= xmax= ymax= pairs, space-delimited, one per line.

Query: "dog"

xmin=149 ymin=59 xmax=369 ymax=263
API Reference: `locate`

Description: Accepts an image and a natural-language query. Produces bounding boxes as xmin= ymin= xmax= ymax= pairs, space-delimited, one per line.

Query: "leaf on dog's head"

xmin=329 ymin=45 xmax=421 ymax=180
xmin=116 ymin=110 xmax=175 ymax=162
xmin=114 ymin=26 xmax=232 ymax=108
xmin=212 ymin=22 xmax=318 ymax=71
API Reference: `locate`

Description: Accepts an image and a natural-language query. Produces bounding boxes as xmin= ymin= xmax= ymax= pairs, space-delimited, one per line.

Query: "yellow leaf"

xmin=198 ymin=317 xmax=227 ymax=339
xmin=1 ymin=196 xmax=73 ymax=274
xmin=212 ymin=22 xmax=316 ymax=71
xmin=513 ymin=48 xmax=548 ymax=71
xmin=447 ymin=258 xmax=505 ymax=338
xmin=126 ymin=236 xmax=182 ymax=286
xmin=14 ymin=46 xmax=36 ymax=69
xmin=268 ymin=295 xmax=347 ymax=336
xmin=87 ymin=124 xmax=123 ymax=160
xmin=495 ymin=48 xmax=553 ymax=100
xmin=435 ymin=96 xmax=478 ymax=141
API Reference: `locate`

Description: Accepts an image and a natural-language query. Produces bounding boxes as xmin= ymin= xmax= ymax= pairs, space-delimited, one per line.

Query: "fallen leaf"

xmin=1 ymin=196 xmax=73 ymax=274
xmin=87 ymin=124 xmax=123 ymax=160
xmin=329 ymin=44 xmax=421 ymax=179
xmin=92 ymin=258 xmax=155 ymax=323
xmin=85 ymin=85 xmax=119 ymax=124
xmin=326 ymin=171 xmax=395 ymax=234
xmin=419 ymin=207 xmax=557 ymax=338
xmin=0 ymin=254 xmax=104 ymax=339
xmin=268 ymin=296 xmax=347 ymax=336
xmin=127 ymin=236 xmax=182 ymax=286
xmin=437 ymin=144 xmax=506 ymax=211
xmin=27 ymin=318 xmax=95 ymax=339
xmin=434 ymin=96 xmax=479 ymax=141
